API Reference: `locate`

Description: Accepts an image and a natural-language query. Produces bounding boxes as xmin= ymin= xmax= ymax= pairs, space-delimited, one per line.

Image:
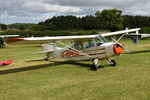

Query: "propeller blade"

xmin=122 ymin=46 xmax=130 ymax=53
xmin=117 ymin=44 xmax=130 ymax=53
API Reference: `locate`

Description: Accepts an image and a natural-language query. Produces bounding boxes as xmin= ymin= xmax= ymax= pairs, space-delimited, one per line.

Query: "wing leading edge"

xmin=7 ymin=28 xmax=140 ymax=43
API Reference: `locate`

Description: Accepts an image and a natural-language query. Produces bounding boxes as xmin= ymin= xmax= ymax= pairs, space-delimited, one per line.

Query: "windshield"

xmin=96 ymin=35 xmax=108 ymax=43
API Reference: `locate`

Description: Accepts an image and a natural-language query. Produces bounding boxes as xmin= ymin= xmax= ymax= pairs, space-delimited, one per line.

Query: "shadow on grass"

xmin=125 ymin=50 xmax=150 ymax=54
xmin=0 ymin=63 xmax=51 ymax=75
xmin=0 ymin=60 xmax=111 ymax=75
xmin=25 ymin=59 xmax=46 ymax=62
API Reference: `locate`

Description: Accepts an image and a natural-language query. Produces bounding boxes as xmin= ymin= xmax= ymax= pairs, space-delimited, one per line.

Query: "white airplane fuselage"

xmin=47 ymin=42 xmax=123 ymax=61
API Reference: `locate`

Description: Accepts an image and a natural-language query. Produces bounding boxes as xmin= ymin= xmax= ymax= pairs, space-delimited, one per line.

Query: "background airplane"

xmin=0 ymin=35 xmax=19 ymax=37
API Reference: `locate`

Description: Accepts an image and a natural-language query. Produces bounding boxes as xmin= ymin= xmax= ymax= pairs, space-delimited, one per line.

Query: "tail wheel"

xmin=44 ymin=58 xmax=49 ymax=61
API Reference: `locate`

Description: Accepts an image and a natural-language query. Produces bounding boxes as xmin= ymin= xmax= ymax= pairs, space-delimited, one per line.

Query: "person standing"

xmin=0 ymin=37 xmax=5 ymax=48
xmin=0 ymin=37 xmax=2 ymax=48
xmin=131 ymin=36 xmax=138 ymax=44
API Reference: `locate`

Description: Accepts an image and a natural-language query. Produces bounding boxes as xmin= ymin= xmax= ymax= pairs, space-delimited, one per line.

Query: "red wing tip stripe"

xmin=15 ymin=38 xmax=24 ymax=40
xmin=6 ymin=38 xmax=25 ymax=43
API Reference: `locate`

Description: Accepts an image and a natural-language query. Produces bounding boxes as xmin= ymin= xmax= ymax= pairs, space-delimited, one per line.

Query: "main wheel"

xmin=44 ymin=58 xmax=49 ymax=61
xmin=110 ymin=60 xmax=116 ymax=66
xmin=91 ymin=64 xmax=97 ymax=71
xmin=91 ymin=58 xmax=99 ymax=71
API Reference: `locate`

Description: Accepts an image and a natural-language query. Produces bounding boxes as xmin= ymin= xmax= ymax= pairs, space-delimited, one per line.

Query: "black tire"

xmin=91 ymin=64 xmax=97 ymax=71
xmin=110 ymin=60 xmax=116 ymax=66
xmin=2 ymin=63 xmax=6 ymax=65
xmin=44 ymin=58 xmax=48 ymax=61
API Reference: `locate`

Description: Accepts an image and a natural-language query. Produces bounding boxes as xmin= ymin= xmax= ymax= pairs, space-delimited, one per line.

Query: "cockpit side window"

xmin=84 ymin=40 xmax=95 ymax=48
xmin=95 ymin=38 xmax=102 ymax=46
xmin=73 ymin=41 xmax=83 ymax=50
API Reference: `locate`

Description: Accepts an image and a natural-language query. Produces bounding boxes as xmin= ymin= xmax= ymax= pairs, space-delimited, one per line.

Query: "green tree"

xmin=82 ymin=15 xmax=101 ymax=30
xmin=95 ymin=9 xmax=123 ymax=31
xmin=8 ymin=23 xmax=37 ymax=30
xmin=0 ymin=23 xmax=7 ymax=30
xmin=37 ymin=15 xmax=83 ymax=30
xmin=123 ymin=15 xmax=150 ymax=28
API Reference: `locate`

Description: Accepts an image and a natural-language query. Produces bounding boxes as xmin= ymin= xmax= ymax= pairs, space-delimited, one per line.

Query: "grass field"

xmin=0 ymin=39 xmax=150 ymax=100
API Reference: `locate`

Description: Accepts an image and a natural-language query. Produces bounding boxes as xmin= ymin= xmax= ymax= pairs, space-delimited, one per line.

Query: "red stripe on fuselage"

xmin=84 ymin=48 xmax=105 ymax=53
xmin=62 ymin=52 xmax=106 ymax=58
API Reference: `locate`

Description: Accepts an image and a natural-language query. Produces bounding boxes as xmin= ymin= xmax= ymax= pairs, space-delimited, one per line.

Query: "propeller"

xmin=111 ymin=34 xmax=130 ymax=53
xmin=116 ymin=44 xmax=130 ymax=53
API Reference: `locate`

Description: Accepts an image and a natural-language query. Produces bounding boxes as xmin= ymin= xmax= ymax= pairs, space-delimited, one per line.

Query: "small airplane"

xmin=7 ymin=28 xmax=141 ymax=70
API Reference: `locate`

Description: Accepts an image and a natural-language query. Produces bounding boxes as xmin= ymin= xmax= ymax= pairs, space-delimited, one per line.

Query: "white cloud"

xmin=0 ymin=0 xmax=150 ymax=24
xmin=22 ymin=2 xmax=81 ymax=13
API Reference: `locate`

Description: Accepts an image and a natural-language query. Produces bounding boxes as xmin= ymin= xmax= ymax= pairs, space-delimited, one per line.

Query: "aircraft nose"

xmin=113 ymin=43 xmax=123 ymax=55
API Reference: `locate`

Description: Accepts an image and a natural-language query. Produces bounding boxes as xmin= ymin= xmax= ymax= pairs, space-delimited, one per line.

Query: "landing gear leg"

xmin=107 ymin=58 xmax=116 ymax=66
xmin=44 ymin=52 xmax=50 ymax=61
xmin=91 ymin=58 xmax=99 ymax=71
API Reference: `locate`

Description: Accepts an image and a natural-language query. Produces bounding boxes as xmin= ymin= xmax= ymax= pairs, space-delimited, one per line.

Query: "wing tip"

xmin=6 ymin=38 xmax=25 ymax=43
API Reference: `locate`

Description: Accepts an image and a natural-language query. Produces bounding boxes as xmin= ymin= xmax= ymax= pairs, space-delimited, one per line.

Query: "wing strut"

xmin=57 ymin=41 xmax=93 ymax=59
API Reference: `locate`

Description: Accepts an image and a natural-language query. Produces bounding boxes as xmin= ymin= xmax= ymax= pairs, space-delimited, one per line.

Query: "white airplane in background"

xmin=0 ymin=35 xmax=19 ymax=38
xmin=127 ymin=33 xmax=150 ymax=39
xmin=7 ymin=29 xmax=141 ymax=70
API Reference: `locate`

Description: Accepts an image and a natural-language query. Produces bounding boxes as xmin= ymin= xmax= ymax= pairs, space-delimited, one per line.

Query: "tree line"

xmin=1 ymin=9 xmax=150 ymax=33
xmin=37 ymin=9 xmax=123 ymax=31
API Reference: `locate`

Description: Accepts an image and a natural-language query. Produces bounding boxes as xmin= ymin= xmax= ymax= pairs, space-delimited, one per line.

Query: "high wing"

xmin=7 ymin=28 xmax=140 ymax=42
xmin=0 ymin=35 xmax=19 ymax=37
xmin=101 ymin=28 xmax=140 ymax=37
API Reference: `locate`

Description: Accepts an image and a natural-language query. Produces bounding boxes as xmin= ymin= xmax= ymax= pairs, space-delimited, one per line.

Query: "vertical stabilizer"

xmin=41 ymin=43 xmax=61 ymax=60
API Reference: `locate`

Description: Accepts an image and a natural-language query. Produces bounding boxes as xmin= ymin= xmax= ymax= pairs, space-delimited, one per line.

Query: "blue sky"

xmin=0 ymin=0 xmax=150 ymax=24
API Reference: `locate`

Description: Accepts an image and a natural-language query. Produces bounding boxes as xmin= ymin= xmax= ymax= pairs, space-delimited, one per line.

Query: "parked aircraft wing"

xmin=126 ymin=33 xmax=150 ymax=38
xmin=141 ymin=34 xmax=150 ymax=38
xmin=0 ymin=35 xmax=19 ymax=37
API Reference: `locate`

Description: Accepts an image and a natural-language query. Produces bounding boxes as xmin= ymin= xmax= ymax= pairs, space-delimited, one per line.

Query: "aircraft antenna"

xmin=51 ymin=61 xmax=55 ymax=77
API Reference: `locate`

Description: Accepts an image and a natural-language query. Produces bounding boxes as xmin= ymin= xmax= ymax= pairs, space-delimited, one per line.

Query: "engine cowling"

xmin=113 ymin=44 xmax=123 ymax=55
